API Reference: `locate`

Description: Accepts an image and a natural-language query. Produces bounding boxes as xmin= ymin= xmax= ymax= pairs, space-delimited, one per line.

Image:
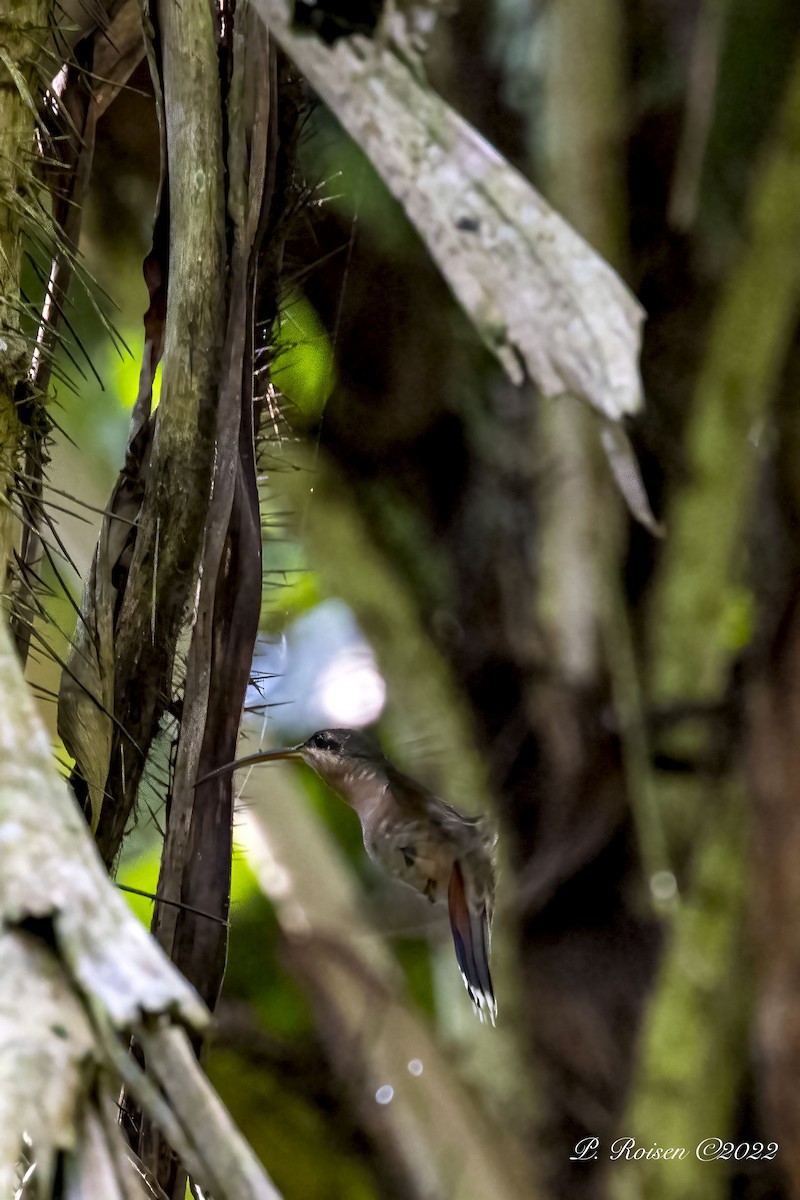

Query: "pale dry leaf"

xmin=56 ymin=545 xmax=115 ymax=832
xmin=57 ymin=407 xmax=153 ymax=831
xmin=254 ymin=0 xmax=645 ymax=422
xmin=600 ymin=421 xmax=664 ymax=537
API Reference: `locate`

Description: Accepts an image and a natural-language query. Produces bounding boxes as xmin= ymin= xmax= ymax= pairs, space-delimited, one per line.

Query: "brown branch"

xmin=141 ymin=17 xmax=289 ymax=1197
xmin=151 ymin=15 xmax=271 ymax=1011
xmin=94 ymin=0 xmax=227 ymax=866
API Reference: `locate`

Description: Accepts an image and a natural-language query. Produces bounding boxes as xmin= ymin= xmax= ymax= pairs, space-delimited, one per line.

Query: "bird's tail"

xmin=447 ymin=860 xmax=497 ymax=1025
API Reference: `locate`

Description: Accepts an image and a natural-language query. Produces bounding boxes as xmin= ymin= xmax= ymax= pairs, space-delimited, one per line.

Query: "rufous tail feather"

xmin=447 ymin=860 xmax=497 ymax=1024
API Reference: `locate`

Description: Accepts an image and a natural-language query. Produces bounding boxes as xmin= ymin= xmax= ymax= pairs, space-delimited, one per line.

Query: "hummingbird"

xmin=202 ymin=728 xmax=498 ymax=1023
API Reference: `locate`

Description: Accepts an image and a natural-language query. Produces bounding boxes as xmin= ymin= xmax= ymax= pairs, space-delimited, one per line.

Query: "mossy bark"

xmin=617 ymin=39 xmax=800 ymax=1200
xmin=0 ymin=0 xmax=46 ymax=581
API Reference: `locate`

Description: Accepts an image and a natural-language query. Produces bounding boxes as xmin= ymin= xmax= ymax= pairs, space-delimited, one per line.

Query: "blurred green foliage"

xmin=208 ymin=1051 xmax=377 ymax=1200
xmin=271 ymin=290 xmax=335 ymax=420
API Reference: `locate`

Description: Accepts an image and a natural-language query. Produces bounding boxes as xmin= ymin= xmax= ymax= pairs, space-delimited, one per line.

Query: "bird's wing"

xmin=383 ymin=765 xmax=439 ymax=815
xmin=387 ymin=767 xmax=493 ymax=836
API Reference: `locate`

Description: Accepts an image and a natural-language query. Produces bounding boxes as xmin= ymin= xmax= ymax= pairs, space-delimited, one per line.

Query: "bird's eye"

xmin=313 ymin=732 xmax=339 ymax=752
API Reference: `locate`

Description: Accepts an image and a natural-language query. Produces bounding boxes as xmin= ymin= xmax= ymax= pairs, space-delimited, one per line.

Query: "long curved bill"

xmin=197 ymin=744 xmax=304 ymax=785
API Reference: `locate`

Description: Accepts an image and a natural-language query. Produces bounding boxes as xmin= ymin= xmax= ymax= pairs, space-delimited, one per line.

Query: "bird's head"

xmin=300 ymin=727 xmax=384 ymax=767
xmin=295 ymin=728 xmax=391 ymax=810
xmin=198 ymin=727 xmax=387 ymax=790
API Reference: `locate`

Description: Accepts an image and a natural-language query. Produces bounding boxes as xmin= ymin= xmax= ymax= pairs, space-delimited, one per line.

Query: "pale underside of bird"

xmin=201 ymin=727 xmax=498 ymax=1023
